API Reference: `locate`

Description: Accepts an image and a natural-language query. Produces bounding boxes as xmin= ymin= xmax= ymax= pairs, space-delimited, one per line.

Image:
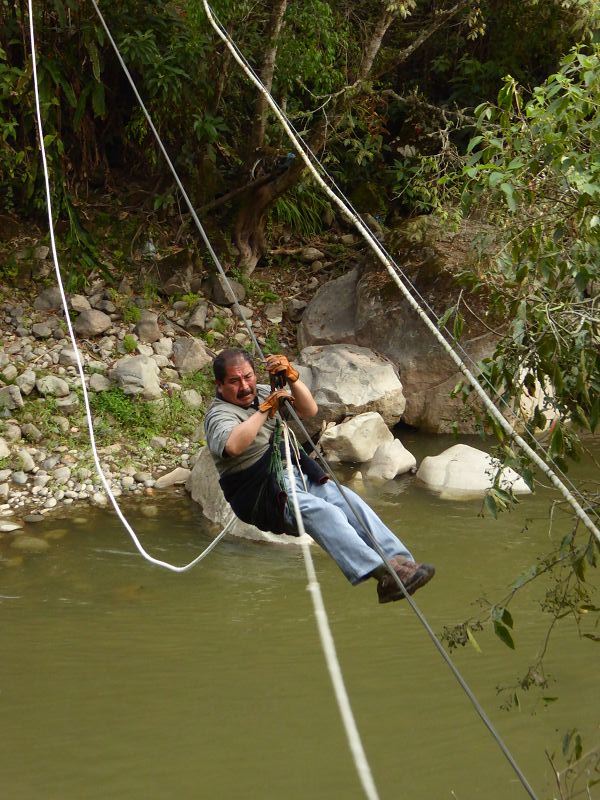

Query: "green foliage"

xmin=181 ymin=367 xmax=214 ymax=395
xmin=89 ymin=388 xmax=156 ymax=437
xmin=122 ymin=304 xmax=142 ymax=324
xmin=271 ymin=180 xmax=333 ymax=237
xmin=122 ymin=334 xmax=137 ymax=354
xmin=460 ymin=45 xmax=600 ymax=466
xmin=264 ymin=327 xmax=282 ymax=355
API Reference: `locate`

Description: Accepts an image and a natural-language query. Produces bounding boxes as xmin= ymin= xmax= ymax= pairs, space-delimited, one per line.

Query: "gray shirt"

xmin=204 ymin=384 xmax=275 ymax=477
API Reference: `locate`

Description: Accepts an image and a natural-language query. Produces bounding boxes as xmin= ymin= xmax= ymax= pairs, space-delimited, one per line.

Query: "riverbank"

xmin=0 ymin=231 xmax=352 ymax=541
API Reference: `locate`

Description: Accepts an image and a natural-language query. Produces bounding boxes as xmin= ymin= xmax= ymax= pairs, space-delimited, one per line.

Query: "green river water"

xmin=1 ymin=434 xmax=598 ymax=799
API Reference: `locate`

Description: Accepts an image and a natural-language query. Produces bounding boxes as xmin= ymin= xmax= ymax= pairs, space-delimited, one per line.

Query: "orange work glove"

xmin=265 ymin=354 xmax=299 ymax=383
xmin=258 ymin=389 xmax=294 ymax=419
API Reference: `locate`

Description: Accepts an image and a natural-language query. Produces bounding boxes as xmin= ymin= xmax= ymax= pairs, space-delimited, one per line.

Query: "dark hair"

xmin=213 ymin=348 xmax=255 ymax=382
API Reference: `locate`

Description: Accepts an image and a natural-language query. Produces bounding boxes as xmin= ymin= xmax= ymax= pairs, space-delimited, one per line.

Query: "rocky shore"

xmin=0 ymin=247 xmax=328 ymax=536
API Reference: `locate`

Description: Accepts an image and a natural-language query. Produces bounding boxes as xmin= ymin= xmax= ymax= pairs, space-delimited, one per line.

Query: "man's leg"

xmin=282 ymin=468 xmax=389 ymax=584
xmin=305 ymin=476 xmax=414 ymax=563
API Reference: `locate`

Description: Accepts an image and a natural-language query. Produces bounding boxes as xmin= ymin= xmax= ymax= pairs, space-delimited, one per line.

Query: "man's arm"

xmin=289 ymin=378 xmax=318 ymax=418
xmin=265 ymin=354 xmax=318 ymax=419
xmin=224 ymin=408 xmax=269 ymax=457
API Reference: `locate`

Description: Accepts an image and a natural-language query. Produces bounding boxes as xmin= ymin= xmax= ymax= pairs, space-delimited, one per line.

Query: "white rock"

xmin=36 ymin=375 xmax=69 ymax=397
xmin=15 ymin=369 xmax=37 ymax=395
xmin=416 ymin=444 xmax=532 ymax=499
xmin=0 ymin=437 xmax=9 ymax=459
xmin=320 ymin=412 xmax=393 ymax=463
xmin=366 ymin=439 xmax=416 ymax=480
xmin=154 ymin=467 xmax=191 ymax=489
xmin=186 ymin=447 xmax=312 ymax=546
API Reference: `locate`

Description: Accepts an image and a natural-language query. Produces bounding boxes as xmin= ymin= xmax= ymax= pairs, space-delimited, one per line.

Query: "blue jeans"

xmin=282 ymin=467 xmax=412 ymax=585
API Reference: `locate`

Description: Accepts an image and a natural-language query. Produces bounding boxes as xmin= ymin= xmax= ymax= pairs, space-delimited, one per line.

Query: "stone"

xmin=0 ymin=469 xmax=11 ymax=481
xmin=1 ymin=364 xmax=17 ymax=381
xmin=186 ymin=303 xmax=208 ymax=334
xmin=233 ymin=305 xmax=252 ymax=320
xmin=70 ymin=294 xmax=91 ymax=313
xmin=186 ymin=447 xmax=309 ymax=545
xmin=15 ymin=369 xmax=36 ymax=395
xmin=134 ymin=311 xmax=161 ymax=343
xmin=11 ymin=535 xmax=50 ymax=553
xmin=320 ymin=412 xmax=393 ymax=463
xmin=153 ymin=337 xmax=173 ymax=358
xmin=366 ymin=439 xmax=416 ymax=480
xmin=264 ymin=303 xmax=283 ymax=324
xmin=11 ymin=471 xmax=27 ymax=485
xmin=171 ymin=337 xmax=212 ymax=375
xmin=33 ymin=287 xmax=63 ymax=311
xmin=133 ymin=471 xmax=153 ymax=483
xmin=32 ymin=323 xmax=52 ymax=339
xmin=53 ymin=466 xmax=71 ymax=484
xmin=91 ymin=492 xmax=108 ymax=507
xmin=301 ymin=246 xmax=325 ymax=262
xmin=0 ymin=483 xmax=8 ymax=501
xmin=0 ymin=437 xmax=9 ymax=458
xmin=0 ymin=520 xmax=23 ymax=532
xmin=17 ymin=449 xmax=35 ymax=472
xmin=109 ymin=355 xmax=162 ymax=399
xmin=416 ymin=444 xmax=532 ymax=499
xmin=24 ymin=514 xmax=45 ymax=523
xmin=21 ymin=423 xmax=43 ymax=442
xmin=89 ymin=373 xmax=111 ymax=392
xmin=210 ymin=274 xmax=246 ymax=306
xmin=36 ymin=375 xmax=70 ymax=397
xmin=286 ymin=299 xmax=307 ymax=323
xmin=154 ymin=467 xmax=191 ymax=489
xmin=58 ymin=348 xmax=81 ymax=367
xmin=296 ymin=344 xmax=406 ymax=436
xmin=73 ymin=308 xmax=112 ymax=337
xmin=96 ymin=299 xmax=116 ymax=314
xmin=181 ymin=389 xmax=203 ymax=409
xmin=297 ymin=268 xmax=360 ymax=350
xmin=3 ymin=423 xmax=21 ymax=442
xmin=55 ymin=393 xmax=79 ymax=415
xmin=149 ymin=436 xmax=167 ymax=449
xmin=0 ymin=385 xmax=24 ymax=410
xmin=34 ymin=245 xmax=50 ymax=261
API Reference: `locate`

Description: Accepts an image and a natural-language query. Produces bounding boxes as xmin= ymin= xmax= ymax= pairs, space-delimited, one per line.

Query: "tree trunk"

xmin=245 ymin=0 xmax=288 ymax=167
xmin=232 ymin=2 xmax=465 ymax=274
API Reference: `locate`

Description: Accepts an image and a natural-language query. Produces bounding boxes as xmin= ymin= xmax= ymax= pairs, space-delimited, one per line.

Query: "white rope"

xmin=281 ymin=425 xmax=380 ymax=800
xmin=27 ymin=0 xmax=233 ymax=572
xmin=202 ymin=0 xmax=600 ymax=547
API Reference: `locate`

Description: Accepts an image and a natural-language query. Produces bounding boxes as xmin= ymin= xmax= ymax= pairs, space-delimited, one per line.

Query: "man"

xmin=204 ymin=348 xmax=435 ymax=603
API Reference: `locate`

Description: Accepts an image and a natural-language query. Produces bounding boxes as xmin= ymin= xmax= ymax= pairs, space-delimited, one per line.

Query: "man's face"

xmin=217 ymin=358 xmax=258 ymax=407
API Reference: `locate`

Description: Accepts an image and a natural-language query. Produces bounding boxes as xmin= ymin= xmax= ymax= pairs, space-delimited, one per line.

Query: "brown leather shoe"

xmin=377 ymin=558 xmax=435 ymax=604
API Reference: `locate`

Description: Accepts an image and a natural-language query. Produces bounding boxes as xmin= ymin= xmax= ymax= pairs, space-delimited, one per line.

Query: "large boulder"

xmin=109 ymin=355 xmax=162 ymax=400
xmin=298 ymin=218 xmax=501 ymax=433
xmin=320 ymin=412 xmax=393 ymax=463
xmin=416 ymin=443 xmax=531 ymax=499
xmin=186 ymin=447 xmax=311 ymax=544
xmin=296 ymin=344 xmax=406 ymax=435
xmin=297 ymin=268 xmax=360 ymax=349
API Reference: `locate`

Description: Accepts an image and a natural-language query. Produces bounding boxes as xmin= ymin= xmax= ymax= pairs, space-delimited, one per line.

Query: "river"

xmin=1 ymin=434 xmax=598 ymax=799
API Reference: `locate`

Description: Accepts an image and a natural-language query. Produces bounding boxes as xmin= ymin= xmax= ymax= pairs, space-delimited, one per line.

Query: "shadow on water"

xmin=0 ymin=438 xmax=598 ymax=799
